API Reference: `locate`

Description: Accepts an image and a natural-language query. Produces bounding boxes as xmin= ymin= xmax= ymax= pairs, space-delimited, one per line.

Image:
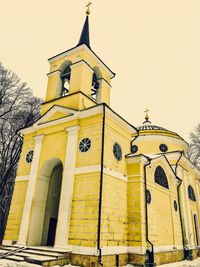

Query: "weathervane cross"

xmin=86 ymin=2 xmax=92 ymax=15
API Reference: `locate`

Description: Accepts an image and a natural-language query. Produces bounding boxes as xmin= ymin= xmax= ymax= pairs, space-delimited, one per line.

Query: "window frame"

xmin=154 ymin=166 xmax=169 ymax=189
xmin=188 ymin=185 xmax=196 ymax=202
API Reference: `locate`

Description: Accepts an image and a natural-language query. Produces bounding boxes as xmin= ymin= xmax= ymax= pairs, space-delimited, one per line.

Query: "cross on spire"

xmin=77 ymin=2 xmax=91 ymax=48
xmin=86 ymin=2 xmax=92 ymax=15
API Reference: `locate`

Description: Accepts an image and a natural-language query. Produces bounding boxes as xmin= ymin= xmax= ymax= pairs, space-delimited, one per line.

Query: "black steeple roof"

xmin=77 ymin=15 xmax=90 ymax=48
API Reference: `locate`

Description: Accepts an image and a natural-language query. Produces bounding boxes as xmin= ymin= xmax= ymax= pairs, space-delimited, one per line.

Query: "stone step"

xmin=6 ymin=255 xmax=25 ymax=262
xmin=19 ymin=253 xmax=57 ymax=261
xmin=2 ymin=247 xmax=62 ymax=258
xmin=0 ymin=247 xmax=26 ymax=259
xmin=0 ymin=245 xmax=70 ymax=266
xmin=21 ymin=249 xmax=62 ymax=257
xmin=28 ymin=246 xmax=70 ymax=254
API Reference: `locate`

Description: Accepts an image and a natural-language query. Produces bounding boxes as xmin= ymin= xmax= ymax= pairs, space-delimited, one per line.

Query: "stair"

xmin=0 ymin=245 xmax=71 ymax=266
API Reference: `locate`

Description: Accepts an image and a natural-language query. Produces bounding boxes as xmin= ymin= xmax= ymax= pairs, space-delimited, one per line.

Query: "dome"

xmin=137 ymin=124 xmax=167 ymax=131
xmin=136 ymin=119 xmax=183 ymax=140
xmin=131 ymin=117 xmax=188 ymax=155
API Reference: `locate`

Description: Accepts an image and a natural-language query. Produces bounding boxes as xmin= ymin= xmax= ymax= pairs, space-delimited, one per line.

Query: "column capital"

xmin=66 ymin=125 xmax=80 ymax=135
xmin=33 ymin=134 xmax=45 ymax=142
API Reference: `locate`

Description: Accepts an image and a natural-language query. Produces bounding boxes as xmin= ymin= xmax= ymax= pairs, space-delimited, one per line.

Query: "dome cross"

xmin=144 ymin=108 xmax=150 ymax=122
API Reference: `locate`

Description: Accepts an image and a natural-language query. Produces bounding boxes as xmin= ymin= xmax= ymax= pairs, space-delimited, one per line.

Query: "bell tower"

xmin=42 ymin=6 xmax=115 ymax=114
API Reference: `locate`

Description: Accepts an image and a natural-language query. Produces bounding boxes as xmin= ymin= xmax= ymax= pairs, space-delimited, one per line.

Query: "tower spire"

xmin=77 ymin=2 xmax=92 ymax=48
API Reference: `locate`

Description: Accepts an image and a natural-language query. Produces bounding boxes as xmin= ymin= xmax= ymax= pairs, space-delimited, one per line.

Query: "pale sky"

xmin=0 ymin=0 xmax=200 ymax=141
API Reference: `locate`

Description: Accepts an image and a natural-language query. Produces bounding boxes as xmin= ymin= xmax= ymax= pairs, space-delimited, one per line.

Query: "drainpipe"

xmin=144 ymin=158 xmax=154 ymax=267
xmin=97 ymin=104 xmax=106 ymax=265
xmin=175 ymin=152 xmax=187 ymax=259
xmin=130 ymin=127 xmax=139 ymax=153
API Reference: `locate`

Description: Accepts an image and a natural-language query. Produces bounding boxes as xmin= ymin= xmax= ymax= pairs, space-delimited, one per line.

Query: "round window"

xmin=79 ymin=138 xmax=91 ymax=153
xmin=131 ymin=145 xmax=138 ymax=154
xmin=174 ymin=200 xmax=178 ymax=211
xmin=159 ymin=144 xmax=168 ymax=152
xmin=113 ymin=143 xmax=122 ymax=161
xmin=26 ymin=150 xmax=34 ymax=163
xmin=146 ymin=189 xmax=151 ymax=204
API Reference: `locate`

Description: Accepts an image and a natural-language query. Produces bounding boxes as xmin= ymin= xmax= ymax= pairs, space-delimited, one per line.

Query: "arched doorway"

xmin=27 ymin=158 xmax=63 ymax=246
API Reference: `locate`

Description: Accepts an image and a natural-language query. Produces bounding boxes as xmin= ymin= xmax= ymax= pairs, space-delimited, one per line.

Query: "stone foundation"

xmin=128 ymin=253 xmax=146 ymax=266
xmin=70 ymin=253 xmax=127 ymax=267
xmin=154 ymin=250 xmax=184 ymax=266
xmin=4 ymin=248 xmax=199 ymax=267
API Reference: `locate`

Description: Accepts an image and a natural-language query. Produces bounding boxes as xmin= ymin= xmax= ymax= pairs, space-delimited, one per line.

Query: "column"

xmin=17 ymin=134 xmax=44 ymax=245
xmin=183 ymin=171 xmax=195 ymax=247
xmin=54 ymin=125 xmax=80 ymax=249
xmin=195 ymin=180 xmax=200 ymax=244
xmin=178 ymin=166 xmax=189 ymax=245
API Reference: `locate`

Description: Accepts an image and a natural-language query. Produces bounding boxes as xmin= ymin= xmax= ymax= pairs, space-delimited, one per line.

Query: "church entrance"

xmin=41 ymin=162 xmax=63 ymax=246
xmin=27 ymin=158 xmax=63 ymax=246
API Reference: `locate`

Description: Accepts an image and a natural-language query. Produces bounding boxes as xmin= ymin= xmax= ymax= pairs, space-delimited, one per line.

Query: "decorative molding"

xmin=153 ymin=245 xmax=183 ymax=253
xmin=15 ymin=176 xmax=29 ymax=182
xmin=104 ymin=166 xmax=127 ymax=182
xmin=79 ymin=105 xmax=102 ymax=119
xmin=47 ymin=70 xmax=61 ymax=77
xmin=35 ymin=106 xmax=78 ymax=126
xmin=180 ymin=155 xmax=200 ymax=177
xmin=106 ymin=108 xmax=136 ymax=134
xmin=75 ymin=165 xmax=127 ymax=182
xmin=48 ymin=44 xmax=114 ymax=78
xmin=75 ymin=165 xmax=100 ymax=174
xmin=134 ymin=135 xmax=188 ymax=152
xmin=60 ymin=244 xmax=183 ymax=256
xmin=70 ymin=60 xmax=94 ymax=74
xmin=20 ymin=105 xmax=136 ymax=137
xmin=66 ymin=125 xmax=80 ymax=135
xmin=126 ymin=154 xmax=149 ymax=165
xmin=33 ymin=134 xmax=45 ymax=142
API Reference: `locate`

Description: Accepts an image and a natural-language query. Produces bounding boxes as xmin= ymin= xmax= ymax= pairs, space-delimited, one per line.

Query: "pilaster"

xmin=17 ymin=134 xmax=44 ymax=245
xmin=70 ymin=61 xmax=94 ymax=95
xmin=54 ymin=125 xmax=80 ymax=249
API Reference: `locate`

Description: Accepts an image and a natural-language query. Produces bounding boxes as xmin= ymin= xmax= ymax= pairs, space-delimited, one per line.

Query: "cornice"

xmin=48 ymin=44 xmax=115 ymax=79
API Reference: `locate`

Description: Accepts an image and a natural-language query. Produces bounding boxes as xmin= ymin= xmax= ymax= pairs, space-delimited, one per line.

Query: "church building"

xmin=3 ymin=5 xmax=200 ymax=267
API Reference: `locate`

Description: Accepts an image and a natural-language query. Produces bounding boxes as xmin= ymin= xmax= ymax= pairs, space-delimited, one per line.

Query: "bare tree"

xmin=0 ymin=63 xmax=42 ymax=242
xmin=188 ymin=124 xmax=200 ymax=170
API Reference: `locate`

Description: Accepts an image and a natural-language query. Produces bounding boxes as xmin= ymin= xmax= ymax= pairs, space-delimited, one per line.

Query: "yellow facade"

xmin=3 ymin=12 xmax=200 ymax=267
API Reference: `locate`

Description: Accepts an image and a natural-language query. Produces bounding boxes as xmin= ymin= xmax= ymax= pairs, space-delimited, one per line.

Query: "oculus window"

xmin=79 ymin=138 xmax=91 ymax=153
xmin=131 ymin=145 xmax=138 ymax=154
xmin=159 ymin=144 xmax=168 ymax=152
xmin=26 ymin=150 xmax=34 ymax=163
xmin=113 ymin=143 xmax=122 ymax=161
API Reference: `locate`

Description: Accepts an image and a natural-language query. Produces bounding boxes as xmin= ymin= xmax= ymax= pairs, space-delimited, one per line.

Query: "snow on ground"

xmin=1 ymin=259 xmax=200 ymax=267
xmin=0 ymin=261 xmax=81 ymax=267
xmin=155 ymin=258 xmax=200 ymax=266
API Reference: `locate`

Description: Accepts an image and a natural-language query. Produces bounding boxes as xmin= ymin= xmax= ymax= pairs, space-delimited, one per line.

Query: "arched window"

xmin=188 ymin=185 xmax=196 ymax=201
xmin=60 ymin=66 xmax=71 ymax=97
xmin=154 ymin=166 xmax=169 ymax=189
xmin=91 ymin=72 xmax=99 ymax=100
